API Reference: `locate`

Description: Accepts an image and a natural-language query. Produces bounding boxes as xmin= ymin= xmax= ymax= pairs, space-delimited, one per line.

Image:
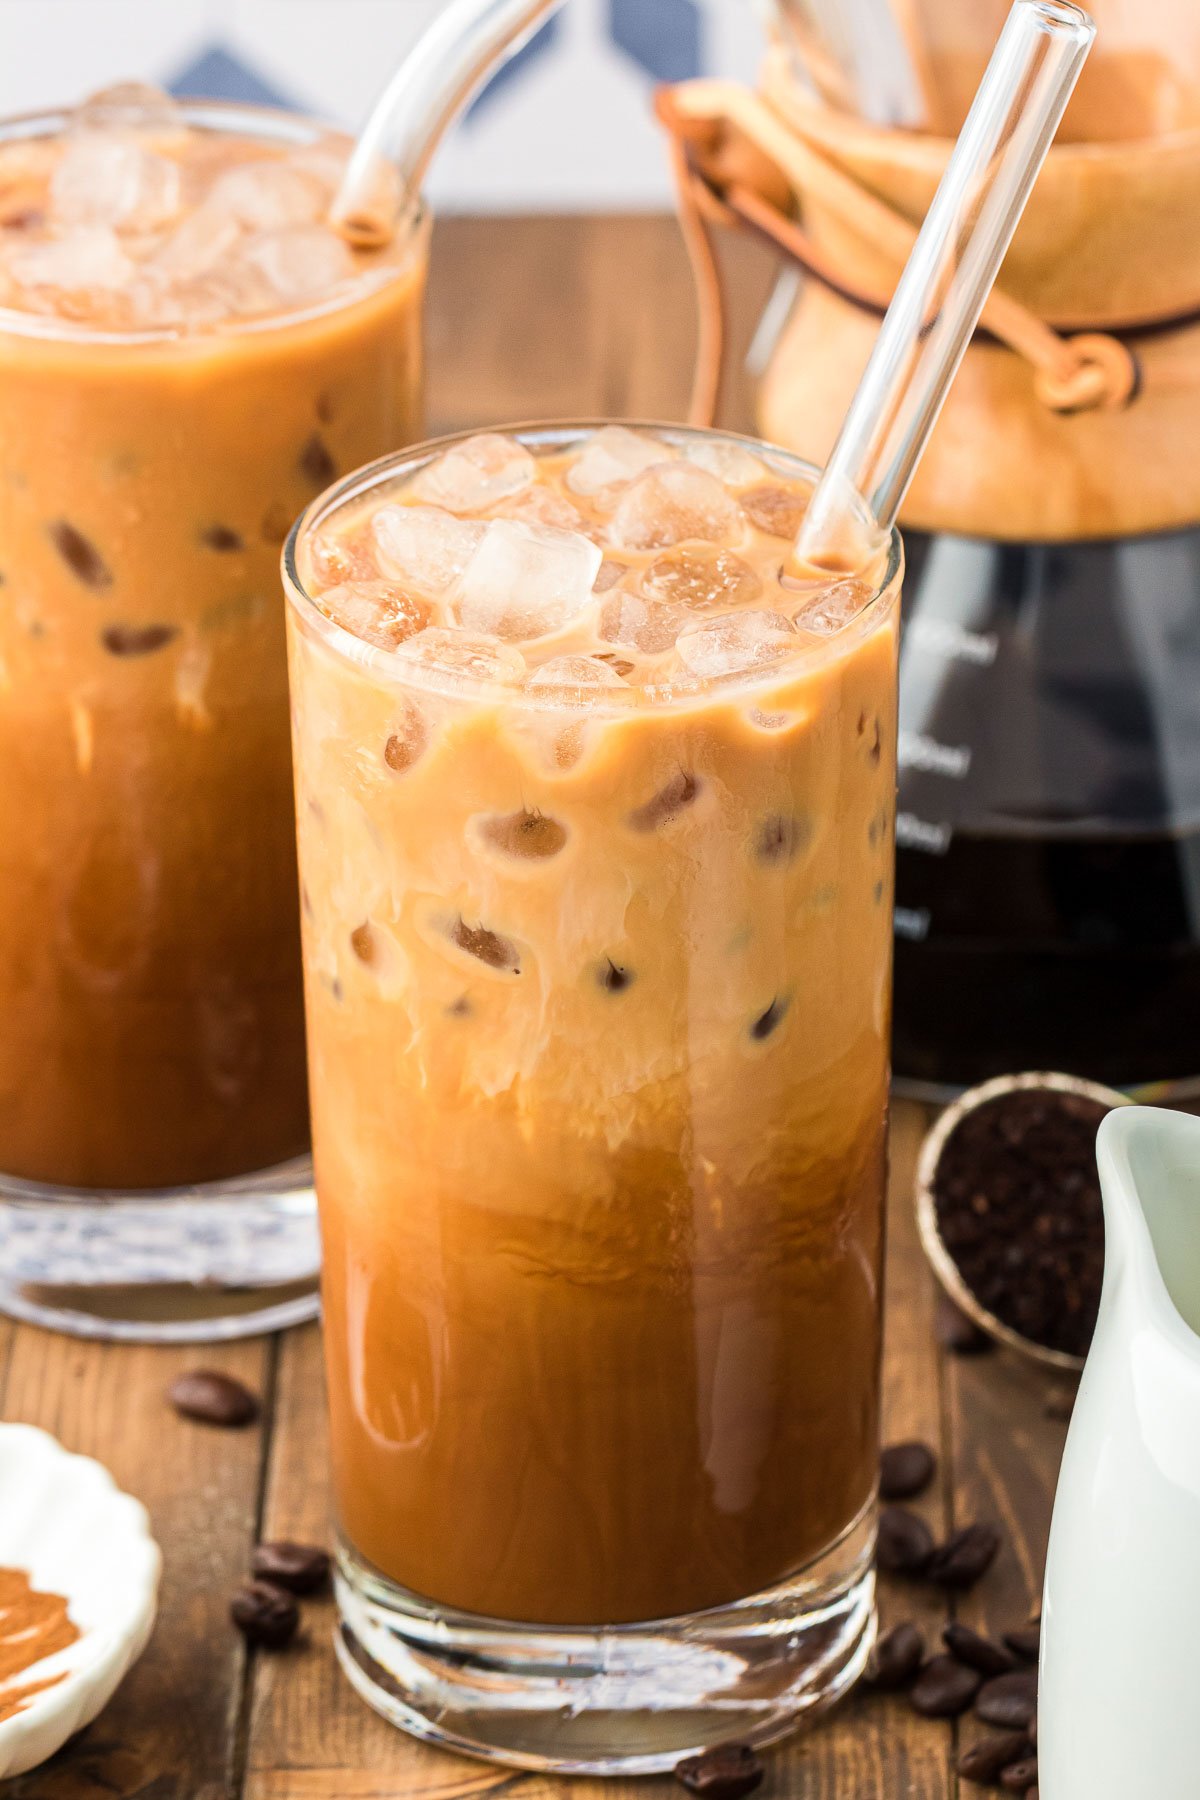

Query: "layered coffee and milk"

xmin=0 ymin=86 xmax=425 ymax=1187
xmin=288 ymin=425 xmax=899 ymax=1626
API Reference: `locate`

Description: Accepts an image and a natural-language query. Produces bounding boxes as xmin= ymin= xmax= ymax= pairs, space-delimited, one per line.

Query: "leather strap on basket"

xmin=656 ymin=78 xmax=1142 ymax=430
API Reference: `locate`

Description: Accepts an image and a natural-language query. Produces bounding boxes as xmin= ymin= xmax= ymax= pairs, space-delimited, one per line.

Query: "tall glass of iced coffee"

xmin=285 ymin=423 xmax=900 ymax=1769
xmin=0 ymin=84 xmax=426 ymax=1336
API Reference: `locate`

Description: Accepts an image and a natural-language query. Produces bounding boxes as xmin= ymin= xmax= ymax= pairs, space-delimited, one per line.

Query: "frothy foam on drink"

xmin=0 ymin=82 xmax=409 ymax=331
xmin=302 ymin=428 xmax=883 ymax=696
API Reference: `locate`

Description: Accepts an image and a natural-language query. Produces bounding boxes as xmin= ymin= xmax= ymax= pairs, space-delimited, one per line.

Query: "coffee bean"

xmin=876 ymin=1505 xmax=934 ymax=1575
xmin=1001 ymin=1758 xmax=1039 ymax=1792
xmin=926 ymin=1522 xmax=1001 ymax=1588
xmin=863 ymin=1621 xmax=924 ymax=1689
xmin=251 ymin=1541 xmax=330 ymax=1595
xmin=1003 ymin=1622 xmax=1041 ymax=1661
xmin=943 ymin=1622 xmax=1017 ymax=1676
xmin=958 ymin=1731 xmax=1032 ymax=1782
xmin=976 ymin=1669 xmax=1038 ymax=1730
xmin=168 ymin=1369 xmax=259 ymax=1428
xmin=674 ymin=1743 xmax=763 ymax=1800
xmin=230 ymin=1581 xmax=299 ymax=1649
xmin=910 ymin=1655 xmax=981 ymax=1718
xmin=936 ymin=1293 xmax=993 ymax=1355
xmin=880 ymin=1440 xmax=936 ymax=1501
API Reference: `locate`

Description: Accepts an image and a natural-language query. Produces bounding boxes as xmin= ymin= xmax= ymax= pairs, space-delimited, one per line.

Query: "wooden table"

xmin=0 ymin=217 xmax=1069 ymax=1800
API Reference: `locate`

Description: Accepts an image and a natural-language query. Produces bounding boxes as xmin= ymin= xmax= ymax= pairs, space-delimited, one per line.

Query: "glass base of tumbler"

xmin=332 ymin=1504 xmax=876 ymax=1775
xmin=0 ymin=1156 xmax=320 ymax=1342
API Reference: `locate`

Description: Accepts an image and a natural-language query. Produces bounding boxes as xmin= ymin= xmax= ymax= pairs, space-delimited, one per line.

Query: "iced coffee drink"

xmin=0 ymin=87 xmax=425 ymax=1206
xmin=286 ymin=424 xmax=899 ymax=1767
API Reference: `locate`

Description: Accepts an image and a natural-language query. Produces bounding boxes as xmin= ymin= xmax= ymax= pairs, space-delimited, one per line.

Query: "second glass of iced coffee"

xmin=285 ymin=422 xmax=900 ymax=1770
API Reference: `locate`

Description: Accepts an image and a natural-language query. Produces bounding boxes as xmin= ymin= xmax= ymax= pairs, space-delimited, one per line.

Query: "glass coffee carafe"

xmin=752 ymin=0 xmax=1200 ymax=1095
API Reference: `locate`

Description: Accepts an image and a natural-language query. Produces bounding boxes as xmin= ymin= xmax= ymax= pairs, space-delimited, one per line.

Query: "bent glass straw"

xmin=331 ymin=0 xmax=568 ymax=244
xmin=795 ymin=0 xmax=1094 ymax=566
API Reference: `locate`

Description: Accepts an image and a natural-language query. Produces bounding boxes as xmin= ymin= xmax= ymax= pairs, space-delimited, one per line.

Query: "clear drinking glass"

xmin=284 ymin=423 xmax=902 ymax=1772
xmin=0 ymin=100 xmax=428 ymax=1340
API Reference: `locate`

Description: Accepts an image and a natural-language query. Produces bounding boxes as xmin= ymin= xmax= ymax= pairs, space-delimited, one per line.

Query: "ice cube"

xmin=683 ymin=438 xmax=768 ymax=487
xmin=74 ymin=82 xmax=182 ymax=136
xmin=316 ymin=580 xmax=428 ymax=649
xmin=566 ymin=426 xmax=667 ymax=498
xmin=411 ymin=434 xmax=536 ymax=514
xmin=371 ymin=505 xmax=483 ymax=600
xmin=152 ymin=204 xmax=241 ymax=280
xmin=741 ymin=484 xmax=807 ymax=539
xmin=641 ymin=546 xmax=762 ymax=611
xmin=675 ymin=609 xmax=799 ymax=679
xmin=792 ymin=578 xmax=872 ymax=636
xmin=526 ymin=655 xmax=628 ymax=697
xmin=8 ymin=225 xmax=135 ymax=294
xmin=455 ymin=519 xmax=602 ymax=641
xmin=50 ymin=135 xmax=181 ymax=231
xmin=492 ymin=483 xmax=586 ymax=531
xmin=240 ymin=226 xmax=354 ymax=303
xmin=598 ymin=591 xmax=688 ymax=655
xmin=609 ymin=463 xmax=743 ymax=553
xmin=209 ymin=162 xmax=324 ymax=231
xmin=396 ymin=627 xmax=526 ymax=685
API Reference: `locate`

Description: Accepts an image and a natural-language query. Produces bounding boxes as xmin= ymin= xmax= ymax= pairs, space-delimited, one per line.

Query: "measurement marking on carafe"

xmin=894 ymin=907 xmax=932 ymax=942
xmin=897 ymin=730 xmax=972 ymax=779
xmin=896 ymin=813 xmax=952 ymax=855
xmin=905 ymin=617 xmax=998 ymax=666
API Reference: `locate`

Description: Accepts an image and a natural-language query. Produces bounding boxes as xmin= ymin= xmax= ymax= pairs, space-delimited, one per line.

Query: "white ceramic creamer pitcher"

xmin=1040 ymin=1105 xmax=1200 ymax=1799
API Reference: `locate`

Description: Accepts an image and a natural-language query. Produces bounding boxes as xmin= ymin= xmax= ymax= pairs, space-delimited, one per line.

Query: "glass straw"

xmin=795 ymin=0 xmax=1094 ymax=568
xmin=330 ymin=0 xmax=568 ymax=245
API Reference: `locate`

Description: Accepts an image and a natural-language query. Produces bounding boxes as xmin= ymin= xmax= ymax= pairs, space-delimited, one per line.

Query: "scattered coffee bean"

xmin=674 ymin=1743 xmax=763 ymax=1800
xmin=943 ymin=1622 xmax=1017 ymax=1676
xmin=876 ymin=1505 xmax=933 ymax=1575
xmin=958 ymin=1731 xmax=1033 ymax=1783
xmin=1003 ymin=1622 xmax=1041 ymax=1662
xmin=926 ymin=1522 xmax=1001 ymax=1588
xmin=251 ymin=1541 xmax=330 ymax=1595
xmin=168 ymin=1369 xmax=259 ymax=1428
xmin=49 ymin=519 xmax=112 ymax=589
xmin=932 ymin=1086 xmax=1110 ymax=1359
xmin=1001 ymin=1758 xmax=1039 ymax=1792
xmin=230 ymin=1580 xmax=299 ymax=1649
xmin=863 ymin=1621 xmax=924 ymax=1690
xmin=936 ymin=1293 xmax=993 ymax=1356
xmin=628 ymin=771 xmax=701 ymax=832
xmin=976 ymin=1669 xmax=1039 ymax=1730
xmin=880 ymin=1440 xmax=936 ymax=1501
xmin=102 ymin=622 xmax=179 ymax=657
xmin=298 ymin=434 xmax=336 ymax=487
xmin=910 ymin=1655 xmax=982 ymax=1718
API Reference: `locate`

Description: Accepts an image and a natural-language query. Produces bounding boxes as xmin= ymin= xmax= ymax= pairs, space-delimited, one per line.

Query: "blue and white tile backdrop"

xmin=0 ymin=0 xmax=766 ymax=210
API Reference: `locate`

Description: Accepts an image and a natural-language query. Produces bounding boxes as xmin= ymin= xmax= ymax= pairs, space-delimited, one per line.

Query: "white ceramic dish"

xmin=0 ymin=1423 xmax=161 ymax=1779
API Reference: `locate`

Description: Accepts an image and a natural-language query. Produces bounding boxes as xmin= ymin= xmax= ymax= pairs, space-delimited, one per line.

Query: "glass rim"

xmin=0 ymin=98 xmax=430 ymax=347
xmin=282 ymin=420 xmax=904 ymax=713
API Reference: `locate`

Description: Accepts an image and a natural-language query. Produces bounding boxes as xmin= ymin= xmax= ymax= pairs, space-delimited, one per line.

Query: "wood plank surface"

xmin=0 ymin=215 xmax=1066 ymax=1800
